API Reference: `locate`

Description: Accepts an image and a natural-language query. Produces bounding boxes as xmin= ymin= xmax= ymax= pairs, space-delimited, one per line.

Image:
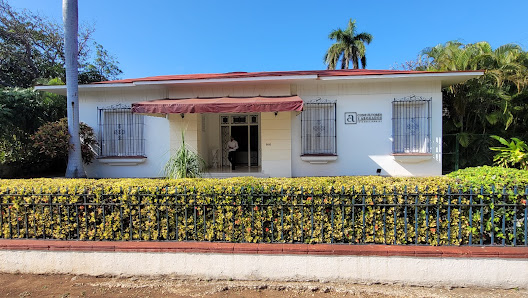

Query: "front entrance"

xmin=220 ymin=114 xmax=259 ymax=168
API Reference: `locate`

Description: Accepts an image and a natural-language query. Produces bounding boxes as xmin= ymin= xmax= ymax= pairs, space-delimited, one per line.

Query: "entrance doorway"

xmin=220 ymin=114 xmax=259 ymax=168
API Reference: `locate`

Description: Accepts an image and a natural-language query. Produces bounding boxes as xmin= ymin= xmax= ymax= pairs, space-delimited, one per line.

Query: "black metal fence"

xmin=1 ymin=186 xmax=527 ymax=246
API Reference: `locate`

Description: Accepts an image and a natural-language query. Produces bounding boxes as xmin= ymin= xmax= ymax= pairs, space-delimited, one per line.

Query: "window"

xmin=98 ymin=105 xmax=145 ymax=157
xmin=392 ymin=96 xmax=431 ymax=154
xmin=301 ymin=100 xmax=336 ymax=155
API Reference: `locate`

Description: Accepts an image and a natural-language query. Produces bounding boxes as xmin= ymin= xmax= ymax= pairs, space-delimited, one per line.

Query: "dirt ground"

xmin=0 ymin=273 xmax=527 ymax=298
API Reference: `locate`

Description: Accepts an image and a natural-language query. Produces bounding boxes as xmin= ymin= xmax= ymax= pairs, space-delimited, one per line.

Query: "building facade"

xmin=37 ymin=69 xmax=482 ymax=178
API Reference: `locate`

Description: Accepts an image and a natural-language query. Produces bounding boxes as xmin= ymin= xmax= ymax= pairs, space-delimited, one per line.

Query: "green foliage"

xmin=0 ymin=0 xmax=121 ymax=87
xmin=324 ymin=19 xmax=373 ymax=70
xmin=447 ymin=166 xmax=528 ymax=189
xmin=31 ymin=118 xmax=97 ymax=165
xmin=0 ymin=176 xmax=526 ymax=245
xmin=0 ymin=87 xmax=67 ymax=176
xmin=489 ymin=135 xmax=528 ymax=169
xmin=409 ymin=41 xmax=528 ymax=172
xmin=79 ymin=43 xmax=123 ymax=83
xmin=164 ymin=132 xmax=205 ymax=178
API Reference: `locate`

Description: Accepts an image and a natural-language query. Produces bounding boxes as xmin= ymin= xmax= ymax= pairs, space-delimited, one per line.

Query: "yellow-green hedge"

xmin=0 ymin=176 xmax=526 ymax=245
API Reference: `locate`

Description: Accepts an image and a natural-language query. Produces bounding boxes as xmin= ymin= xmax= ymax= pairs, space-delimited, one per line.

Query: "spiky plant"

xmin=164 ymin=131 xmax=206 ymax=178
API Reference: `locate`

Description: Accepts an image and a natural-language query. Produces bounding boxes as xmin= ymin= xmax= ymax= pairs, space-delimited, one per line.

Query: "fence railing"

xmin=1 ymin=186 xmax=527 ymax=246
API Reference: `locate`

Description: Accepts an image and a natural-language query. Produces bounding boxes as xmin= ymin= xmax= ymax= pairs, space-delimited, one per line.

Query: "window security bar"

xmin=392 ymin=96 xmax=432 ymax=154
xmin=97 ymin=105 xmax=145 ymax=157
xmin=301 ymin=100 xmax=337 ymax=155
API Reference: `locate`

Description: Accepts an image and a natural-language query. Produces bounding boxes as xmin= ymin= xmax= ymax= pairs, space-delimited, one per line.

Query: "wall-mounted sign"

xmin=358 ymin=113 xmax=382 ymax=123
xmin=344 ymin=112 xmax=357 ymax=124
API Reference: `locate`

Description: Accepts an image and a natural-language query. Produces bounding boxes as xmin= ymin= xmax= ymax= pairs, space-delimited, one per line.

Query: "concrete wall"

xmin=2 ymin=249 xmax=527 ymax=289
xmin=292 ymin=80 xmax=442 ymax=177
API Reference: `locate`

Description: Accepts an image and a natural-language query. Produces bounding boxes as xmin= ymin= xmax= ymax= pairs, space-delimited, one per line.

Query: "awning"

xmin=131 ymin=96 xmax=303 ymax=114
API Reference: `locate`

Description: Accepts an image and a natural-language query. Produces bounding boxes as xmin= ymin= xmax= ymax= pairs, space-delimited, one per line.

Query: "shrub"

xmin=31 ymin=118 xmax=97 ymax=165
xmin=0 ymin=87 xmax=67 ymax=177
xmin=489 ymin=135 xmax=528 ymax=169
xmin=0 ymin=176 xmax=526 ymax=245
xmin=447 ymin=166 xmax=528 ymax=190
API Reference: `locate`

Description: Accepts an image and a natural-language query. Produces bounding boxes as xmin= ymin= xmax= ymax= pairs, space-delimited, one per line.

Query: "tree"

xmin=0 ymin=87 xmax=67 ymax=176
xmin=79 ymin=43 xmax=122 ymax=83
xmin=63 ymin=0 xmax=85 ymax=178
xmin=324 ymin=19 xmax=373 ymax=70
xmin=0 ymin=0 xmax=121 ymax=87
xmin=416 ymin=41 xmax=528 ymax=171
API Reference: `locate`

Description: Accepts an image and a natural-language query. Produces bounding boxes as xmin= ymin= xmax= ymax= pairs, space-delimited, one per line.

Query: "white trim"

xmin=132 ymin=75 xmax=319 ymax=85
xmin=97 ymin=157 xmax=147 ymax=166
xmin=33 ymin=72 xmax=484 ymax=93
xmin=392 ymin=154 xmax=433 ymax=163
xmin=300 ymin=155 xmax=338 ymax=164
xmin=35 ymin=83 xmax=136 ymax=92
xmin=318 ymin=72 xmax=484 ymax=81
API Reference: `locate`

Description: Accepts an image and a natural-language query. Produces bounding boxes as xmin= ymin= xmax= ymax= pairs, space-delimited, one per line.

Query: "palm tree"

xmin=324 ymin=19 xmax=373 ymax=70
xmin=63 ymin=0 xmax=86 ymax=178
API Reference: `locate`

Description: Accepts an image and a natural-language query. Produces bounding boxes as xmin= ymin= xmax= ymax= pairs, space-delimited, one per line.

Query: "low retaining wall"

xmin=1 ymin=240 xmax=527 ymax=288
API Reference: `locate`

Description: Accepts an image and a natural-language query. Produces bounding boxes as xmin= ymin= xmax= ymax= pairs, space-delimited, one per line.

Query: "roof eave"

xmin=131 ymin=74 xmax=319 ymax=85
xmin=34 ymin=71 xmax=485 ymax=95
xmin=318 ymin=71 xmax=484 ymax=87
xmin=34 ymin=83 xmax=136 ymax=95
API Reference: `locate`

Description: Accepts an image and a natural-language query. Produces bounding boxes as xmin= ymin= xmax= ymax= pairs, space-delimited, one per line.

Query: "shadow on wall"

xmin=369 ymin=155 xmax=440 ymax=177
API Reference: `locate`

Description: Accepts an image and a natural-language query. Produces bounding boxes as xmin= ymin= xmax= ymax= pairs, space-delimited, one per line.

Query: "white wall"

xmin=261 ymin=112 xmax=292 ymax=177
xmin=166 ymin=83 xmax=293 ymax=173
xmin=2 ymin=250 xmax=527 ymax=289
xmin=292 ymin=80 xmax=442 ymax=177
xmin=79 ymin=88 xmax=170 ymax=178
xmin=78 ymin=79 xmax=443 ymax=178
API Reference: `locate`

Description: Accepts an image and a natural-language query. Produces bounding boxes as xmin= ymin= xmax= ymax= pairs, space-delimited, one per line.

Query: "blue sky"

xmin=11 ymin=0 xmax=528 ymax=80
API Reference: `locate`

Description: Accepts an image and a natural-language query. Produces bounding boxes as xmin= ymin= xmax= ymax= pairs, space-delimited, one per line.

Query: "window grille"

xmin=301 ymin=100 xmax=337 ymax=155
xmin=392 ymin=96 xmax=431 ymax=154
xmin=97 ymin=105 xmax=145 ymax=157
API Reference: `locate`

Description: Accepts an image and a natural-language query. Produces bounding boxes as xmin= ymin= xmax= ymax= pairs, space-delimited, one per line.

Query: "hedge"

xmin=0 ymin=172 xmax=527 ymax=245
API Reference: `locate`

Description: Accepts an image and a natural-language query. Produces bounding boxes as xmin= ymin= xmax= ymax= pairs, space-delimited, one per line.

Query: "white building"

xmin=37 ymin=69 xmax=482 ymax=178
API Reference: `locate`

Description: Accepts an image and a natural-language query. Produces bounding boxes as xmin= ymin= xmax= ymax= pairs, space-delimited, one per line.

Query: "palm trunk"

xmin=63 ymin=0 xmax=86 ymax=178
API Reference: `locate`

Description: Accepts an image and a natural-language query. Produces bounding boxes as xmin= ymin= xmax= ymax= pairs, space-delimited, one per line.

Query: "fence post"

xmin=455 ymin=133 xmax=459 ymax=171
xmin=447 ymin=186 xmax=451 ymax=245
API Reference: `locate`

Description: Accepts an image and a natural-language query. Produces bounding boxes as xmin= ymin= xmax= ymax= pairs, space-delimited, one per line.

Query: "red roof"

xmin=96 ymin=69 xmax=473 ymax=85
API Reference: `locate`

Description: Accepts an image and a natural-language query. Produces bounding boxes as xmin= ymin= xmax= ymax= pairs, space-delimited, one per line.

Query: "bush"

xmin=489 ymin=135 xmax=528 ymax=170
xmin=447 ymin=166 xmax=528 ymax=190
xmin=1 ymin=176 xmax=526 ymax=245
xmin=0 ymin=87 xmax=67 ymax=177
xmin=31 ymin=118 xmax=97 ymax=165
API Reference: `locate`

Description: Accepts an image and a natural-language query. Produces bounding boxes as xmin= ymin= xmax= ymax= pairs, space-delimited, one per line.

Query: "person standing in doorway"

xmin=227 ymin=136 xmax=239 ymax=170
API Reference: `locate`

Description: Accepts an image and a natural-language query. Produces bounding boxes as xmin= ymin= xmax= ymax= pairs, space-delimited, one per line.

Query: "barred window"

xmin=301 ymin=100 xmax=337 ymax=155
xmin=98 ymin=105 xmax=145 ymax=157
xmin=392 ymin=96 xmax=431 ymax=154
